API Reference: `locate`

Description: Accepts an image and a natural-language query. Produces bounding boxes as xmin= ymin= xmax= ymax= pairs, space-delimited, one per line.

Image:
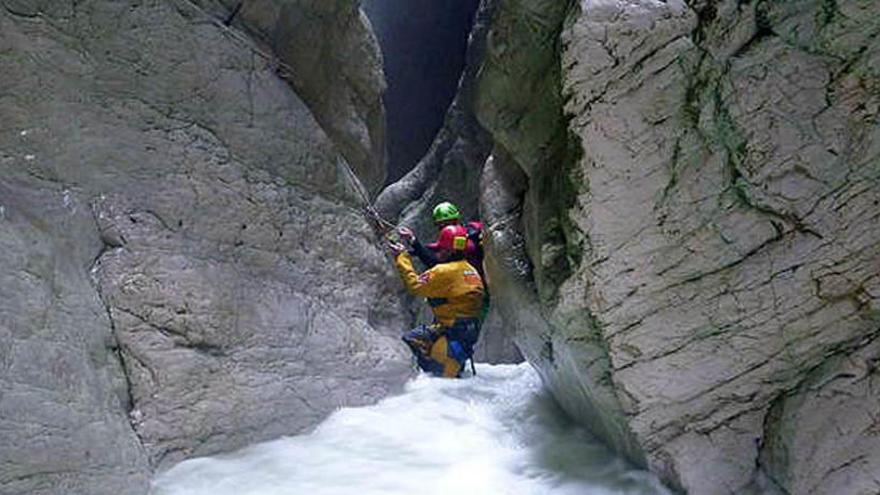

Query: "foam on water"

xmin=151 ymin=363 xmax=671 ymax=495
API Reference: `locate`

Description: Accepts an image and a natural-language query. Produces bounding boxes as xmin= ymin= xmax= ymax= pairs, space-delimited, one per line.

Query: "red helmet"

xmin=433 ymin=224 xmax=469 ymax=251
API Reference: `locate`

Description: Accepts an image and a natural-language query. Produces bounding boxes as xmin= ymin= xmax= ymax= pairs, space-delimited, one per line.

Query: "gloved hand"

xmin=398 ymin=226 xmax=415 ymax=244
xmin=387 ymin=240 xmax=407 ymax=256
xmin=466 ymin=221 xmax=483 ymax=242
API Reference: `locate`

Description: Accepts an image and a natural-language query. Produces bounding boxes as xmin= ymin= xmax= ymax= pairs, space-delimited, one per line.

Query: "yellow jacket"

xmin=395 ymin=252 xmax=484 ymax=327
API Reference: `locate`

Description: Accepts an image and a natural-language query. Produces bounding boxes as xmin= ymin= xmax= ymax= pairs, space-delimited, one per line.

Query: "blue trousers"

xmin=402 ymin=319 xmax=480 ymax=377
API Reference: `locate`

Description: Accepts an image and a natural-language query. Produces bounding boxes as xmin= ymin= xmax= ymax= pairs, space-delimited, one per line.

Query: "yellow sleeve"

xmin=395 ymin=252 xmax=451 ymax=298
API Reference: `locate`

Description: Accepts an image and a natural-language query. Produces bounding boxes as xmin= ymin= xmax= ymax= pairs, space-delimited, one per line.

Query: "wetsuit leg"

xmin=444 ymin=319 xmax=481 ymax=367
xmin=428 ymin=336 xmax=462 ymax=378
xmin=402 ymin=324 xmax=435 ymax=356
xmin=402 ymin=324 xmax=446 ymax=375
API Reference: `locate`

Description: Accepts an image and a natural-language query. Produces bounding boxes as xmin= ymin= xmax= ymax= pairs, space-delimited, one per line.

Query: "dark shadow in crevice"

xmin=363 ymin=0 xmax=481 ymax=185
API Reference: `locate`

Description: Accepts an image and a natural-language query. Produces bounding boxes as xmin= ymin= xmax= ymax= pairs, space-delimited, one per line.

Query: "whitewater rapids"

xmin=151 ymin=363 xmax=670 ymax=495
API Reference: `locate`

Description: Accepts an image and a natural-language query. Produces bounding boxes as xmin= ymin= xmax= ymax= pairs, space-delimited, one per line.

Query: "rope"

xmin=338 ymin=159 xmax=397 ymax=236
xmin=174 ymin=0 xmax=293 ymax=77
xmin=223 ymin=1 xmax=244 ymax=26
xmin=173 ymin=0 xmax=396 ymax=238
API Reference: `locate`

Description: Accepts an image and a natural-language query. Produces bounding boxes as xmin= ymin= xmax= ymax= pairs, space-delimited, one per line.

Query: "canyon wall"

xmin=477 ymin=0 xmax=880 ymax=493
xmin=0 ymin=1 xmax=408 ymax=493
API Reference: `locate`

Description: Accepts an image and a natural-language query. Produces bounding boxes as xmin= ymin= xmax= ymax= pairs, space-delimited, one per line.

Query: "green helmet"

xmin=432 ymin=202 xmax=461 ymax=223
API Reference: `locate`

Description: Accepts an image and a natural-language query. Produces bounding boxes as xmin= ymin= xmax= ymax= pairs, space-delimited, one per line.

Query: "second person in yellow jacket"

xmin=390 ymin=224 xmax=484 ymax=377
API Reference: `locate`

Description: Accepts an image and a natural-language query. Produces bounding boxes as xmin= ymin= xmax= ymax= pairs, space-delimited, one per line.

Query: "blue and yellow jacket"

xmin=394 ymin=252 xmax=484 ymax=327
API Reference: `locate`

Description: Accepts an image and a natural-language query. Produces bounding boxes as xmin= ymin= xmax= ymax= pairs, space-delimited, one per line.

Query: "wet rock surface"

xmin=0 ymin=1 xmax=408 ymax=493
xmin=478 ymin=0 xmax=880 ymax=493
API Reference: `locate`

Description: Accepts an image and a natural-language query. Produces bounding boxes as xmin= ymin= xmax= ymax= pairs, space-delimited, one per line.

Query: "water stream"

xmin=151 ymin=363 xmax=670 ymax=495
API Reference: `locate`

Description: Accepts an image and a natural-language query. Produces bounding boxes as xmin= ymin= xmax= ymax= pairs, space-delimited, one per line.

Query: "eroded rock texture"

xmin=0 ymin=184 xmax=151 ymax=495
xmin=0 ymin=1 xmax=408 ymax=493
xmin=478 ymin=0 xmax=880 ymax=493
xmin=193 ymin=0 xmax=388 ymax=194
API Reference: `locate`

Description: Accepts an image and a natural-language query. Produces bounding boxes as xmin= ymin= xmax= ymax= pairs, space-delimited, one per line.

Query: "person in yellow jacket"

xmin=389 ymin=224 xmax=484 ymax=377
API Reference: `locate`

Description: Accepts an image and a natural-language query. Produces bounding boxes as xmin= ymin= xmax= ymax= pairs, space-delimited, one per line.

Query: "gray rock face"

xmin=0 ymin=184 xmax=151 ymax=495
xmin=206 ymin=0 xmax=389 ymax=194
xmin=1 ymin=0 xmax=409 ymax=492
xmin=478 ymin=0 xmax=880 ymax=493
xmin=761 ymin=339 xmax=880 ymax=495
xmin=93 ymin=170 xmax=411 ymax=468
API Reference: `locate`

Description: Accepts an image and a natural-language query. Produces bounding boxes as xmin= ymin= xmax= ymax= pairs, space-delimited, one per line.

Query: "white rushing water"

xmin=151 ymin=363 xmax=671 ymax=495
